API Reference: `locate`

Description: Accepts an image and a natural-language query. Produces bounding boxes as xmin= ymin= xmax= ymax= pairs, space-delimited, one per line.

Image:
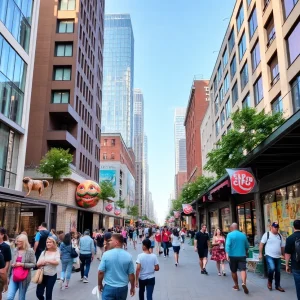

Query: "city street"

xmin=4 ymin=239 xmax=297 ymax=300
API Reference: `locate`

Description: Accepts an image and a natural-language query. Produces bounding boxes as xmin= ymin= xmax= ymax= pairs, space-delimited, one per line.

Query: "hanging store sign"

xmin=105 ymin=202 xmax=114 ymax=212
xmin=21 ymin=212 xmax=33 ymax=217
xmin=114 ymin=208 xmax=121 ymax=216
xmin=226 ymin=168 xmax=258 ymax=195
xmin=182 ymin=204 xmax=193 ymax=215
xmin=173 ymin=211 xmax=181 ymax=218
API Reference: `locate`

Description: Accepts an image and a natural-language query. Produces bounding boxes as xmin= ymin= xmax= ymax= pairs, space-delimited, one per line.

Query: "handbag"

xmin=167 ymin=241 xmax=172 ymax=248
xmin=31 ymin=267 xmax=44 ymax=284
xmin=70 ymin=246 xmax=78 ymax=258
xmin=13 ymin=266 xmax=29 ymax=282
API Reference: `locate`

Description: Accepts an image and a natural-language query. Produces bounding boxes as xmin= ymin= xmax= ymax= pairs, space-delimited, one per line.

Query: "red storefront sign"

xmin=182 ymin=204 xmax=193 ymax=215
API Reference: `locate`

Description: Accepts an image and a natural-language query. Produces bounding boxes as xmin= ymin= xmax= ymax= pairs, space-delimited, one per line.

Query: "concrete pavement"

xmin=4 ymin=239 xmax=298 ymax=299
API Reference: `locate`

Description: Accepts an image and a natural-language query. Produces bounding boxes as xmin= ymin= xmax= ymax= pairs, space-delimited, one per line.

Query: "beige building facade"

xmin=201 ymin=0 xmax=300 ymax=174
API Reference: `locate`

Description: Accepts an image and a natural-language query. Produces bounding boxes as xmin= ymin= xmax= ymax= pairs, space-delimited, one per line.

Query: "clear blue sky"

xmin=106 ymin=0 xmax=236 ymax=224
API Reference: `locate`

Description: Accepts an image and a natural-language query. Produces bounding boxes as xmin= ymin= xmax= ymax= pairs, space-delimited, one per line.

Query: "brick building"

xmin=184 ymin=79 xmax=209 ymax=183
xmin=100 ymin=133 xmax=136 ymax=227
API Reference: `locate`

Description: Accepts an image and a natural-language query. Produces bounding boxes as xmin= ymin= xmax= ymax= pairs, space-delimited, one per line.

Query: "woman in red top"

xmin=155 ymin=229 xmax=162 ymax=255
xmin=162 ymin=227 xmax=171 ymax=257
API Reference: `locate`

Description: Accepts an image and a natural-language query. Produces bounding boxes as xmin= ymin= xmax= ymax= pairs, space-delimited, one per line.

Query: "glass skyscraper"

xmin=102 ymin=14 xmax=134 ymax=147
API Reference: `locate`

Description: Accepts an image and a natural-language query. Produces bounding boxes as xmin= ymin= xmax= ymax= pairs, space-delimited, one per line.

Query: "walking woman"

xmin=179 ymin=228 xmax=186 ymax=250
xmin=171 ymin=229 xmax=181 ymax=267
xmin=7 ymin=234 xmax=36 ymax=300
xmin=148 ymin=228 xmax=155 ymax=254
xmin=211 ymin=228 xmax=226 ymax=276
xmin=162 ymin=227 xmax=171 ymax=258
xmin=59 ymin=233 xmax=74 ymax=289
xmin=36 ymin=237 xmax=60 ymax=300
xmin=155 ymin=229 xmax=162 ymax=255
xmin=132 ymin=227 xmax=138 ymax=250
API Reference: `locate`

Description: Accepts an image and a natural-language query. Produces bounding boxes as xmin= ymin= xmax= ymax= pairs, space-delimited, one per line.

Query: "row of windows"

xmin=77 ymin=48 xmax=95 ymax=89
xmin=81 ymin=128 xmax=93 ymax=155
xmin=75 ymin=96 xmax=93 ymax=131
xmin=79 ymin=152 xmax=92 ymax=177
xmin=76 ymin=71 xmax=94 ymax=109
xmin=79 ymin=26 xmax=96 ymax=65
xmin=95 ymin=145 xmax=100 ymax=162
xmin=0 ymin=0 xmax=32 ymax=52
xmin=95 ymin=123 xmax=101 ymax=140
xmin=102 ymin=152 xmax=115 ymax=160
xmin=103 ymin=139 xmax=116 ymax=146
xmin=94 ymin=166 xmax=99 ymax=182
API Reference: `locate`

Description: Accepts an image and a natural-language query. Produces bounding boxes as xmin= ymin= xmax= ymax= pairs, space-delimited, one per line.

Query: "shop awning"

xmin=210 ymin=179 xmax=230 ymax=194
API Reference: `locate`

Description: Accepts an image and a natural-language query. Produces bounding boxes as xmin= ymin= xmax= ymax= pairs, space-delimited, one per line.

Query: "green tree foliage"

xmin=99 ymin=181 xmax=116 ymax=200
xmin=127 ymin=205 xmax=139 ymax=218
xmin=115 ymin=199 xmax=125 ymax=209
xmin=38 ymin=148 xmax=73 ymax=198
xmin=204 ymin=108 xmax=285 ymax=177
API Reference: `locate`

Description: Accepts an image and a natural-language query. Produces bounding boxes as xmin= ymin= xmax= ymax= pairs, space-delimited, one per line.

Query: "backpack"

xmin=266 ymin=231 xmax=282 ymax=244
xmin=295 ymin=237 xmax=300 ymax=262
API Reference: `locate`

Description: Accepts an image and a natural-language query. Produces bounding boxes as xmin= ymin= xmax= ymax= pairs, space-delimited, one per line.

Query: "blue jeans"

xmin=80 ymin=254 xmax=92 ymax=278
xmin=61 ymin=259 xmax=73 ymax=281
xmin=265 ymin=255 xmax=281 ymax=287
xmin=102 ymin=284 xmax=128 ymax=300
xmin=6 ymin=275 xmax=29 ymax=300
xmin=293 ymin=269 xmax=300 ymax=300
xmin=162 ymin=242 xmax=169 ymax=256
xmin=139 ymin=277 xmax=155 ymax=300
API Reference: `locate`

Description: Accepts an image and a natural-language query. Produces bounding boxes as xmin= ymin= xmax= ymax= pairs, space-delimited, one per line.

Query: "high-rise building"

xmin=185 ymin=79 xmax=209 ymax=182
xmin=133 ymin=88 xmax=144 ymax=215
xmin=174 ymin=108 xmax=187 ymax=198
xmin=143 ymin=134 xmax=149 ymax=216
xmin=102 ymin=14 xmax=134 ymax=147
xmin=148 ymin=191 xmax=154 ymax=221
xmin=25 ymin=0 xmax=105 ymax=233
xmin=0 ymin=0 xmax=40 ymax=236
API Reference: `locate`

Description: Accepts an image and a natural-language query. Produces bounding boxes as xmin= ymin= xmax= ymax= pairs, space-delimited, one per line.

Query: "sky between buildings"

xmin=106 ymin=0 xmax=236 ymax=224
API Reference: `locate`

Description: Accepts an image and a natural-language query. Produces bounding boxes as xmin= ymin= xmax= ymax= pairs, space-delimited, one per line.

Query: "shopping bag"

xmin=31 ymin=268 xmax=44 ymax=284
xmin=92 ymin=285 xmax=101 ymax=299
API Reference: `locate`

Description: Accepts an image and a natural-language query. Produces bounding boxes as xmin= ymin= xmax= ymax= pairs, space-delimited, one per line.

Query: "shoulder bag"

xmin=32 ymin=251 xmax=45 ymax=284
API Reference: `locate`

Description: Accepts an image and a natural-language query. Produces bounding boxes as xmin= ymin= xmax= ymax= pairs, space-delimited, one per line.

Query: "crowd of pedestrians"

xmin=0 ymin=219 xmax=298 ymax=299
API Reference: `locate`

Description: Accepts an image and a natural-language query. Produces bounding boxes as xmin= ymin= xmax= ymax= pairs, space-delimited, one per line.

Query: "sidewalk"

xmin=4 ymin=240 xmax=297 ymax=299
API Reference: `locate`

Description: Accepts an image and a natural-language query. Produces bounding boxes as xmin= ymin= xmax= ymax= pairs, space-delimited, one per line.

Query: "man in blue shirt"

xmin=225 ymin=223 xmax=249 ymax=294
xmin=98 ymin=234 xmax=135 ymax=299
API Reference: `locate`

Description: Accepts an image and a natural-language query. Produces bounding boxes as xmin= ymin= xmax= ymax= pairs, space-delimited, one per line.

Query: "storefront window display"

xmin=264 ymin=183 xmax=300 ymax=242
xmin=221 ymin=207 xmax=231 ymax=233
xmin=209 ymin=210 xmax=218 ymax=236
xmin=236 ymin=201 xmax=256 ymax=245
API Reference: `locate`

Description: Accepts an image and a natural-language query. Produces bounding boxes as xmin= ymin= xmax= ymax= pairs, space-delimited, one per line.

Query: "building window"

xmin=251 ymin=41 xmax=261 ymax=72
xmin=111 ymin=153 xmax=115 ymax=159
xmin=236 ymin=4 xmax=244 ymax=33
xmin=230 ymin=55 xmax=237 ymax=79
xmin=222 ymin=48 xmax=228 ymax=69
xmin=249 ymin=7 xmax=258 ymax=39
xmin=55 ymin=43 xmax=73 ymax=57
xmin=219 ymin=85 xmax=224 ymax=103
xmin=238 ymin=32 xmax=247 ymax=61
xmin=53 ymin=66 xmax=71 ymax=80
xmin=103 ymin=139 xmax=107 ymax=146
xmin=213 ymin=77 xmax=217 ymax=93
xmin=287 ymin=21 xmax=300 ymax=65
xmin=282 ymin=0 xmax=299 ymax=19
xmin=291 ymin=74 xmax=300 ymax=112
xmin=57 ymin=20 xmax=74 ymax=33
xmin=221 ymin=109 xmax=225 ymax=127
xmin=266 ymin=16 xmax=275 ymax=48
xmin=242 ymin=94 xmax=250 ymax=109
xmin=52 ymin=91 xmax=70 ymax=103
xmin=217 ymin=63 xmax=222 ymax=83
xmin=59 ymin=0 xmax=76 ymax=10
xmin=254 ymin=76 xmax=264 ymax=105
xmin=111 ymin=139 xmax=116 ymax=146
xmin=215 ymin=119 xmax=220 ymax=137
xmin=269 ymin=54 xmax=279 ymax=86
xmin=232 ymin=81 xmax=239 ymax=105
xmin=224 ymin=73 xmax=229 ymax=94
xmin=214 ymin=96 xmax=219 ymax=114
xmin=240 ymin=62 xmax=249 ymax=91
xmin=271 ymin=96 xmax=283 ymax=114
xmin=228 ymin=29 xmax=235 ymax=54
xmin=225 ymin=98 xmax=231 ymax=119
xmin=102 ymin=152 xmax=107 ymax=160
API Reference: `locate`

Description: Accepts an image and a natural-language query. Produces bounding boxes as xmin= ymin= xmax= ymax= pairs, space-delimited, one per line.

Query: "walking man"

xmin=0 ymin=228 xmax=10 ymax=296
xmin=136 ymin=239 xmax=159 ymax=300
xmin=34 ymin=222 xmax=50 ymax=262
xmin=285 ymin=219 xmax=300 ymax=299
xmin=194 ymin=224 xmax=210 ymax=274
xmin=0 ymin=252 xmax=7 ymax=300
xmin=259 ymin=222 xmax=285 ymax=292
xmin=225 ymin=223 xmax=249 ymax=294
xmin=98 ymin=234 xmax=135 ymax=299
xmin=79 ymin=230 xmax=94 ymax=283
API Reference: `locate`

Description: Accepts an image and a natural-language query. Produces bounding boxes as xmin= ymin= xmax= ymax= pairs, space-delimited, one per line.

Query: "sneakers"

xmin=80 ymin=277 xmax=84 ymax=281
xmin=201 ymin=270 xmax=205 ymax=274
xmin=65 ymin=284 xmax=69 ymax=289
xmin=242 ymin=283 xmax=249 ymax=294
xmin=164 ymin=255 xmax=166 ymax=258
xmin=218 ymin=272 xmax=221 ymax=276
xmin=203 ymin=268 xmax=208 ymax=275
xmin=222 ymin=271 xmax=226 ymax=276
xmin=175 ymin=263 xmax=178 ymax=267
xmin=233 ymin=285 xmax=240 ymax=291
xmin=83 ymin=276 xmax=89 ymax=283
xmin=60 ymin=279 xmax=64 ymax=290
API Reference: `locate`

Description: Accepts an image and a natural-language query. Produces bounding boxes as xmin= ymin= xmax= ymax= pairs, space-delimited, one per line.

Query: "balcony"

xmin=49 ymin=103 xmax=78 ymax=123
xmin=46 ymin=130 xmax=78 ymax=150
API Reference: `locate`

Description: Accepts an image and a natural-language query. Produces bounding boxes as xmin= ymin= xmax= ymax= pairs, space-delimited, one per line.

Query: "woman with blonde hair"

xmin=211 ymin=228 xmax=226 ymax=276
xmin=36 ymin=237 xmax=60 ymax=300
xmin=7 ymin=234 xmax=36 ymax=300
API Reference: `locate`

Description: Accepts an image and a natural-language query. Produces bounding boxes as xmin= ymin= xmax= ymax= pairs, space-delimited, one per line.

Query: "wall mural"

xmin=75 ymin=180 xmax=101 ymax=208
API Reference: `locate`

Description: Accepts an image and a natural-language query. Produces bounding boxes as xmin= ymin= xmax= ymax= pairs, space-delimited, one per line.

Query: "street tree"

xmin=99 ymin=181 xmax=116 ymax=200
xmin=204 ymin=107 xmax=285 ymax=177
xmin=38 ymin=148 xmax=73 ymax=199
xmin=127 ymin=205 xmax=139 ymax=219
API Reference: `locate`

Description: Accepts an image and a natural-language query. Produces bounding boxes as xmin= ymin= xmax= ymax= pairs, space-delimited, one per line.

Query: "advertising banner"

xmin=114 ymin=207 xmax=121 ymax=216
xmin=226 ymin=168 xmax=258 ymax=194
xmin=104 ymin=201 xmax=114 ymax=213
xmin=182 ymin=204 xmax=193 ymax=215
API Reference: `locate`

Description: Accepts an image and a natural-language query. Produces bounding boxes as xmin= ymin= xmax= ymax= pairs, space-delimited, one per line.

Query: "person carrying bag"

xmin=7 ymin=234 xmax=36 ymax=300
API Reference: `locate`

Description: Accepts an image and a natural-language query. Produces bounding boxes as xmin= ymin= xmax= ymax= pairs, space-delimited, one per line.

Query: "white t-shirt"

xmin=136 ymin=253 xmax=159 ymax=280
xmin=261 ymin=231 xmax=285 ymax=258
xmin=171 ymin=234 xmax=181 ymax=247
xmin=37 ymin=250 xmax=60 ymax=276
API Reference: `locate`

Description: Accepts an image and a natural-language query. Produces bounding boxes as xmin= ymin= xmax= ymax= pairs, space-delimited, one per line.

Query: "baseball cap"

xmin=272 ymin=222 xmax=279 ymax=228
xmin=104 ymin=232 xmax=112 ymax=241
